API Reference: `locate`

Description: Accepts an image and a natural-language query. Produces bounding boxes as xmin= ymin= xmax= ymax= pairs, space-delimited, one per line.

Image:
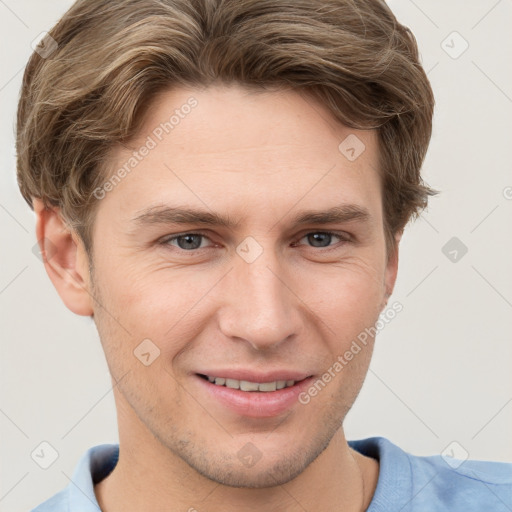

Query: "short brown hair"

xmin=16 ymin=0 xmax=436 ymax=259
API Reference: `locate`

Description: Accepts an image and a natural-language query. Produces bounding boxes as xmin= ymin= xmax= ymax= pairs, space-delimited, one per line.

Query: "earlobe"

xmin=33 ymin=198 xmax=94 ymax=316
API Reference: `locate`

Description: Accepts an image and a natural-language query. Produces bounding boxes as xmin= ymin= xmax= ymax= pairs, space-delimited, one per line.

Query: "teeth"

xmin=205 ymin=376 xmax=296 ymax=392
xmin=225 ymin=378 xmax=239 ymax=389
xmin=240 ymin=380 xmax=260 ymax=391
xmin=259 ymin=381 xmax=277 ymax=392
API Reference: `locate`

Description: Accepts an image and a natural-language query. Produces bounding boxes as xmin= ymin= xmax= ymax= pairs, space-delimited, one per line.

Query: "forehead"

xmin=134 ymin=83 xmax=377 ymax=162
xmin=100 ymin=84 xmax=382 ymax=228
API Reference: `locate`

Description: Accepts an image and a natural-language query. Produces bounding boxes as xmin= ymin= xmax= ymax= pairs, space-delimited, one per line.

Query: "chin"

xmin=186 ymin=451 xmax=313 ymax=489
xmin=167 ymin=426 xmax=336 ymax=489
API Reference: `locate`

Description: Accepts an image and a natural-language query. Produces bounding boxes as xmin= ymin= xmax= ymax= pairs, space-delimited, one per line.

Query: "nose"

xmin=217 ymin=244 xmax=302 ymax=351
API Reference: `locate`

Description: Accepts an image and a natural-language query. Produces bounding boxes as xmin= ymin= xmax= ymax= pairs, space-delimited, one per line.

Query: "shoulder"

xmin=349 ymin=436 xmax=512 ymax=511
xmin=409 ymin=449 xmax=512 ymax=509
xmin=29 ymin=488 xmax=68 ymax=511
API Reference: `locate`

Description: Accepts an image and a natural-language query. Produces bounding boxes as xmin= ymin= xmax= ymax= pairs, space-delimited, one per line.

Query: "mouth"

xmin=197 ymin=373 xmax=300 ymax=392
xmin=194 ymin=372 xmax=315 ymax=418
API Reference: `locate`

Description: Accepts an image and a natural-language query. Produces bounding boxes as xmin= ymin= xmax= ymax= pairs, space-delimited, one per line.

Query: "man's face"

xmin=87 ymin=84 xmax=397 ymax=487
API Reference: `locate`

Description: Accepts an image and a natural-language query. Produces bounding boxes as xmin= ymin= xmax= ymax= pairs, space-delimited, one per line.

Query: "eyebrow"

xmin=131 ymin=204 xmax=371 ymax=231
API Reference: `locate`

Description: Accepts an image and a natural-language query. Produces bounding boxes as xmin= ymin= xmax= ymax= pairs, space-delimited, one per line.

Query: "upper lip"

xmin=195 ymin=369 xmax=313 ymax=383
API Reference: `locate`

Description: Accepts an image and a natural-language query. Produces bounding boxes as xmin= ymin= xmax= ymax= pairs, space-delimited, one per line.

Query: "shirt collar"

xmin=66 ymin=443 xmax=119 ymax=510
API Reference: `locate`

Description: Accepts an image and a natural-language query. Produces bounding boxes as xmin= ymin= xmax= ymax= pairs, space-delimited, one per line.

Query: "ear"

xmin=33 ymin=198 xmax=94 ymax=316
xmin=381 ymin=230 xmax=402 ymax=310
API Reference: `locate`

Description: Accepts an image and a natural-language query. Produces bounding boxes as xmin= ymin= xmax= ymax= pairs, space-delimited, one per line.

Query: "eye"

xmin=295 ymin=231 xmax=349 ymax=249
xmin=159 ymin=230 xmax=350 ymax=253
xmin=160 ymin=233 xmax=213 ymax=251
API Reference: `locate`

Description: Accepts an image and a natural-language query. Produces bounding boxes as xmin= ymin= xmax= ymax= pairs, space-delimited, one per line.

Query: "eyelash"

xmin=159 ymin=230 xmax=351 ymax=252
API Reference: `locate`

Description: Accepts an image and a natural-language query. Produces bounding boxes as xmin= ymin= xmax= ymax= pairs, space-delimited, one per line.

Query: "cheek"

xmin=97 ymin=261 xmax=222 ymax=348
xmin=298 ymin=265 xmax=382 ymax=406
xmin=304 ymin=257 xmax=386 ymax=329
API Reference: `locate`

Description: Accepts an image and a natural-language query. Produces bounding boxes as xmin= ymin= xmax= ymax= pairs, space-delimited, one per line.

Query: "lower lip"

xmin=194 ymin=375 xmax=314 ymax=418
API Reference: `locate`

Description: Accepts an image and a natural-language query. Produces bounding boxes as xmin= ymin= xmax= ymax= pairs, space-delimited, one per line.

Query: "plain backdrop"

xmin=1 ymin=1 xmax=511 ymax=511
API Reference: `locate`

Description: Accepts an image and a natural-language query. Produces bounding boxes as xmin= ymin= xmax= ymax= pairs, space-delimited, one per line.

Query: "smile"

xmin=195 ymin=373 xmax=314 ymax=418
xmin=198 ymin=374 xmax=297 ymax=392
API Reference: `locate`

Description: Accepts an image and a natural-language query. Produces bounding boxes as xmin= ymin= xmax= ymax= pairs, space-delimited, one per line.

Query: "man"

xmin=16 ymin=0 xmax=511 ymax=510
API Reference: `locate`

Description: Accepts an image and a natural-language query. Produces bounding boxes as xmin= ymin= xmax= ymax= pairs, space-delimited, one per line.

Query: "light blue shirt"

xmin=31 ymin=437 xmax=512 ymax=511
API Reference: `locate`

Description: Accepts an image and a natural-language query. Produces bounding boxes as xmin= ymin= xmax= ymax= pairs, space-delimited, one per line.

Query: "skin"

xmin=34 ymin=83 xmax=401 ymax=511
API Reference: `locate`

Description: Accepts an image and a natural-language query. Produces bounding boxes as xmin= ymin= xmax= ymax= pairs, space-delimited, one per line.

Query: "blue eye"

xmin=298 ymin=231 xmax=347 ymax=248
xmin=159 ymin=230 xmax=349 ymax=253
xmin=163 ymin=233 xmax=210 ymax=250
xmin=303 ymin=231 xmax=341 ymax=247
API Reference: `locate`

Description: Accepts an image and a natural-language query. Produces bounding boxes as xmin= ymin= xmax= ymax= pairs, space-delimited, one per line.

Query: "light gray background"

xmin=1 ymin=1 xmax=511 ymax=510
